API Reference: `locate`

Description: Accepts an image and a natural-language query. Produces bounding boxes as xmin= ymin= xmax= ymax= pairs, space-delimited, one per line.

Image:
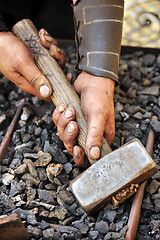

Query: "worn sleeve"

xmin=73 ymin=0 xmax=124 ymax=83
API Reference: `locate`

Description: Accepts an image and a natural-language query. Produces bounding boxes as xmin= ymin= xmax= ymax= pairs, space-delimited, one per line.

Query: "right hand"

xmin=0 ymin=29 xmax=66 ymax=101
xmin=53 ymin=72 xmax=115 ymax=166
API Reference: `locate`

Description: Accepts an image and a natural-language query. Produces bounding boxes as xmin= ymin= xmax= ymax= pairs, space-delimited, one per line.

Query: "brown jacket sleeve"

xmin=0 ymin=13 xmax=9 ymax=31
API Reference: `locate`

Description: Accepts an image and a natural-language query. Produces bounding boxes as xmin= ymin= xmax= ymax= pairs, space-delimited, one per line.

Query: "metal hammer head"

xmin=70 ymin=139 xmax=158 ymax=214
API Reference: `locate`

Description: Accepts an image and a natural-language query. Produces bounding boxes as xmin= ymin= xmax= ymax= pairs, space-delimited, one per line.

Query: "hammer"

xmin=12 ymin=19 xmax=158 ymax=214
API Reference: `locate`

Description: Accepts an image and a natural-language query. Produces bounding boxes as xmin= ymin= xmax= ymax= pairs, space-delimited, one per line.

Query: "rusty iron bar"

xmin=0 ymin=213 xmax=30 ymax=240
xmin=125 ymin=115 xmax=158 ymax=240
xmin=0 ymin=101 xmax=33 ymax=164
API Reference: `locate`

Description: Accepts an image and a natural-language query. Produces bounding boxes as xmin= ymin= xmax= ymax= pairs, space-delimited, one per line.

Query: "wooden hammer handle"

xmin=125 ymin=115 xmax=157 ymax=240
xmin=12 ymin=19 xmax=112 ymax=164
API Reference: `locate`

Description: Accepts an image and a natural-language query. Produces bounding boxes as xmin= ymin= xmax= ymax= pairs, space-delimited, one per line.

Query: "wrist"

xmin=74 ymin=71 xmax=115 ymax=97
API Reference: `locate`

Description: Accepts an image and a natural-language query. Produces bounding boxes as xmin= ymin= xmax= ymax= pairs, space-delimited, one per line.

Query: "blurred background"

xmin=122 ymin=0 xmax=160 ymax=48
xmin=0 ymin=0 xmax=159 ymax=48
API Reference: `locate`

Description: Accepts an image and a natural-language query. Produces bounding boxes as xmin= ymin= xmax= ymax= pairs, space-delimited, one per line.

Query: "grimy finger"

xmin=39 ymin=29 xmax=66 ymax=69
xmin=73 ymin=145 xmax=85 ymax=167
xmin=19 ymin=60 xmax=52 ymax=98
xmin=39 ymin=28 xmax=58 ymax=48
xmin=49 ymin=45 xmax=66 ymax=69
xmin=56 ymin=107 xmax=76 ymax=140
xmin=10 ymin=72 xmax=51 ymax=102
xmin=52 ymin=104 xmax=67 ymax=125
xmin=63 ymin=121 xmax=79 ymax=155
xmin=86 ymin=113 xmax=106 ymax=160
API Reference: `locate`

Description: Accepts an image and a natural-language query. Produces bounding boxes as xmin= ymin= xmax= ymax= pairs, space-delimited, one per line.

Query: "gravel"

xmin=0 ymin=45 xmax=160 ymax=239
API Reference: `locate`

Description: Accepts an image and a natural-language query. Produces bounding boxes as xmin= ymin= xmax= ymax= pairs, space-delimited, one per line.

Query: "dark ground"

xmin=0 ymin=43 xmax=160 ymax=239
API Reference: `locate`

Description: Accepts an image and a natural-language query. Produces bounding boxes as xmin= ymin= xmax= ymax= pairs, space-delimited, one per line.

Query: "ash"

xmin=0 ymin=44 xmax=160 ymax=240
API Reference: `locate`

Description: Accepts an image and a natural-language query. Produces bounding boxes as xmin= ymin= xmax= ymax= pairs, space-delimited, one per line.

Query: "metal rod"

xmin=125 ymin=115 xmax=158 ymax=240
xmin=0 ymin=102 xmax=32 ymax=164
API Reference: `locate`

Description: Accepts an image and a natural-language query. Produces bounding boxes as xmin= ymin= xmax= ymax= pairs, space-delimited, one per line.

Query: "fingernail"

xmin=50 ymin=45 xmax=62 ymax=53
xmin=64 ymin=109 xmax=73 ymax=119
xmin=57 ymin=105 xmax=65 ymax=113
xmin=73 ymin=147 xmax=79 ymax=158
xmin=89 ymin=146 xmax=100 ymax=159
xmin=44 ymin=34 xmax=53 ymax=43
xmin=66 ymin=72 xmax=72 ymax=81
xmin=40 ymin=85 xmax=50 ymax=98
xmin=40 ymin=29 xmax=46 ymax=34
xmin=67 ymin=122 xmax=75 ymax=133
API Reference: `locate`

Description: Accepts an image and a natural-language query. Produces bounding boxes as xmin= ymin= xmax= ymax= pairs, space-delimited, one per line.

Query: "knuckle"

xmin=63 ymin=135 xmax=72 ymax=144
xmin=65 ymin=146 xmax=73 ymax=155
xmin=30 ymin=76 xmax=40 ymax=87
xmin=40 ymin=38 xmax=46 ymax=46
xmin=63 ymin=138 xmax=71 ymax=146
xmin=63 ymin=133 xmax=76 ymax=145
xmin=90 ymin=126 xmax=103 ymax=138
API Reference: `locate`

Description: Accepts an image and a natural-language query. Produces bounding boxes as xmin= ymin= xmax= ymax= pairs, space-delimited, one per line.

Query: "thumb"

xmin=86 ymin=113 xmax=106 ymax=160
xmin=20 ymin=61 xmax=52 ymax=98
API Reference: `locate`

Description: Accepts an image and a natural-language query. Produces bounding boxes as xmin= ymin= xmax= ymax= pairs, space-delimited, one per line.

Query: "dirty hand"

xmin=53 ymin=72 xmax=115 ymax=166
xmin=0 ymin=29 xmax=66 ymax=100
